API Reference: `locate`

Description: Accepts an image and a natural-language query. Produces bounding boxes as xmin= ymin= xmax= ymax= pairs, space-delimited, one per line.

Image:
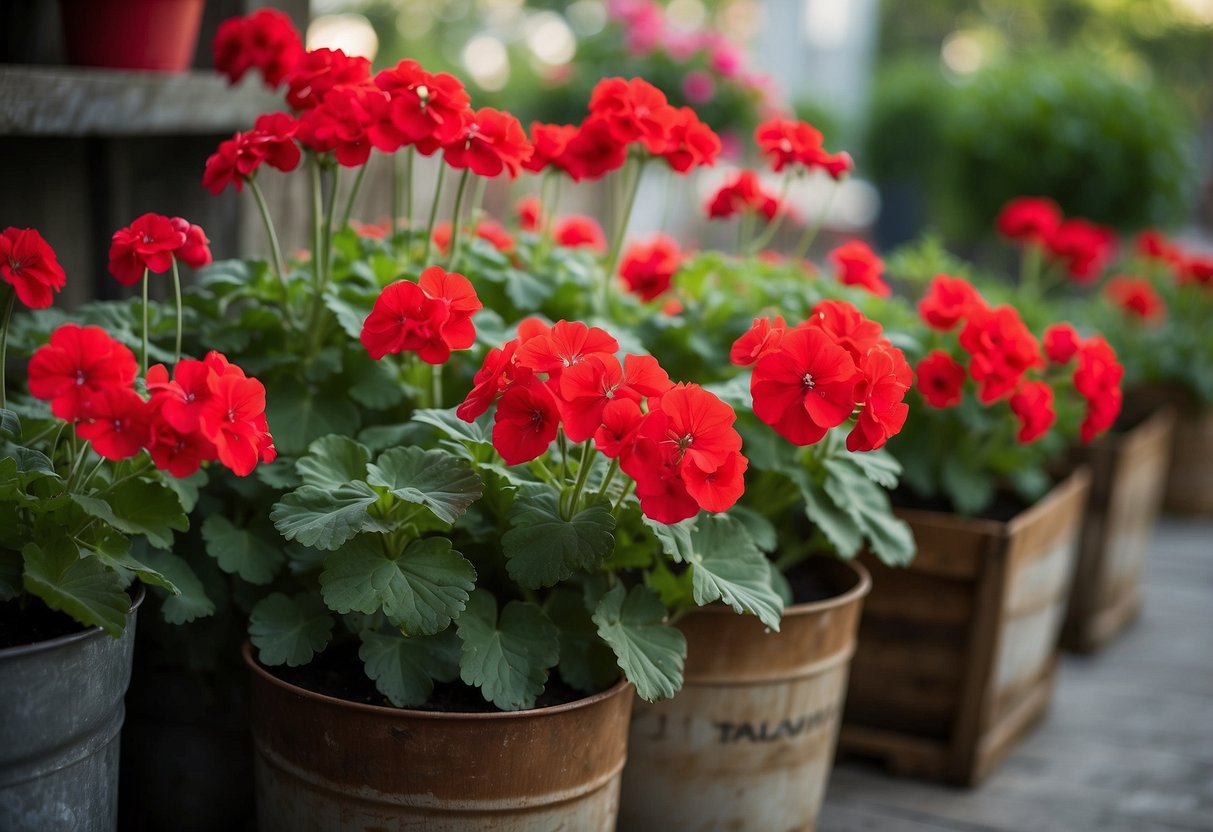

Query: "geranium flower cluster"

xmin=360 ymin=266 xmax=483 ymax=364
xmin=706 ymin=170 xmax=782 ymax=221
xmin=107 ymin=213 xmax=213 ymax=286
xmin=212 ymin=8 xmax=304 ymax=89
xmin=1135 ymin=230 xmax=1213 ymax=287
xmin=619 ymin=235 xmax=684 ymax=301
xmin=754 ymin=117 xmax=853 ymax=180
xmin=913 ymin=274 xmax=1123 ymax=444
xmin=0 ymin=227 xmax=66 ymax=309
xmin=997 ymin=197 xmax=1116 ymax=283
xmin=203 ymin=113 xmax=301 ymax=194
xmin=458 ymin=319 xmax=747 ymax=523
xmin=731 ymin=300 xmax=911 ymax=452
xmin=27 ymin=324 xmax=275 ymax=476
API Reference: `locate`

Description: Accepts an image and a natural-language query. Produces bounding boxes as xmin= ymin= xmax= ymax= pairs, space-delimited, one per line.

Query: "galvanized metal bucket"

xmin=0 ymin=589 xmax=143 ymax=832
xmin=620 ymin=558 xmax=870 ymax=832
xmin=243 ymin=642 xmax=633 ymax=831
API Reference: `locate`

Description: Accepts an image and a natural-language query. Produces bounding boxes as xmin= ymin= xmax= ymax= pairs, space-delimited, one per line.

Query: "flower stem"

xmin=248 ymin=178 xmax=295 ymax=330
xmin=747 ymin=173 xmax=795 ymax=253
xmin=421 ymin=163 xmax=447 ymax=266
xmin=567 ymin=442 xmax=596 ymax=516
xmin=141 ymin=268 xmax=150 ymax=376
xmin=405 ymin=148 xmax=415 ymax=234
xmin=340 ymin=163 xmax=368 ymax=229
xmin=309 ymin=156 xmax=324 ymax=294
xmin=446 ymin=168 xmax=473 ymax=271
xmin=600 ymin=158 xmax=645 ymax=315
xmin=793 ymin=181 xmax=839 ymax=260
xmin=0 ymin=285 xmax=14 ymax=410
xmin=612 ymin=479 xmax=635 ymax=513
xmin=391 ymin=152 xmax=402 ymax=234
xmin=170 ymin=256 xmax=183 ymax=363
xmin=430 ymin=362 xmax=443 ymax=408
xmin=594 ymin=458 xmax=620 ymax=502
xmin=1021 ymin=242 xmax=1044 ymax=301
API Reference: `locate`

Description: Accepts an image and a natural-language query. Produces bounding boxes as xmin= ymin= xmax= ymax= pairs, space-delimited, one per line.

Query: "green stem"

xmin=612 ymin=479 xmax=635 ymax=513
xmin=568 ymin=442 xmax=595 ymax=513
xmin=793 ymin=182 xmax=840 ymax=260
xmin=248 ymin=178 xmax=295 ymax=330
xmin=421 ymin=163 xmax=447 ymax=266
xmin=66 ymin=437 xmax=91 ymax=491
xmin=430 ymin=362 xmax=443 ymax=408
xmin=558 ymin=428 xmax=569 ymax=482
xmin=170 ymin=256 xmax=183 ymax=363
xmin=594 ymin=458 xmax=620 ymax=502
xmin=340 ymin=163 xmax=368 ymax=229
xmin=446 ymin=168 xmax=473 ymax=271
xmin=140 ymin=268 xmax=150 ymax=376
xmin=747 ymin=173 xmax=795 ymax=253
xmin=405 ymin=148 xmax=415 ymax=235
xmin=738 ymin=210 xmax=755 ymax=253
xmin=1021 ymin=242 xmax=1044 ymax=301
xmin=0 ymin=285 xmax=14 ymax=410
xmin=307 ymin=164 xmax=341 ymax=355
xmin=391 ymin=152 xmax=402 ymax=234
xmin=469 ymin=175 xmax=488 ymax=223
xmin=310 ymin=156 xmax=325 ymax=296
xmin=600 ymin=158 xmax=645 ymax=314
xmin=79 ymin=456 xmax=107 ymax=492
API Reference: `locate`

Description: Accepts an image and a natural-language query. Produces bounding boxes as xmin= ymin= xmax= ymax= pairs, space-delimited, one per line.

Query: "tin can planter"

xmin=1062 ymin=405 xmax=1175 ymax=652
xmin=619 ymin=557 xmax=870 ymax=832
xmin=243 ymin=643 xmax=632 ymax=831
xmin=0 ymin=590 xmax=143 ymax=832
xmin=841 ymin=468 xmax=1090 ymax=786
xmin=59 ymin=0 xmax=207 ymax=72
xmin=1162 ymin=403 xmax=1213 ymax=514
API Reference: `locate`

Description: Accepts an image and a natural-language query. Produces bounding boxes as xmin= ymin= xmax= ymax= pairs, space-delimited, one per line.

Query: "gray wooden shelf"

xmin=0 ymin=65 xmax=281 ymax=136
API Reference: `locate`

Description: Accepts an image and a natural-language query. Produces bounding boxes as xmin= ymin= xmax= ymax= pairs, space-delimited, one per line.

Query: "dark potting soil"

xmin=784 ymin=561 xmax=839 ymax=605
xmin=0 ymin=596 xmax=89 ymax=650
xmin=267 ymin=639 xmax=590 ymax=714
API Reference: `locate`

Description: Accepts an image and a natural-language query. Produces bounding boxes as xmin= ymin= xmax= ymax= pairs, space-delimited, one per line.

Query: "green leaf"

xmin=324 ymin=292 xmax=373 ymax=340
xmin=358 ymin=628 xmax=461 ymax=708
xmin=270 ymin=481 xmax=381 ymax=551
xmin=824 ymin=457 xmax=916 ymax=566
xmin=140 ymin=550 xmax=214 ymax=624
xmin=249 ymin=592 xmax=334 ymax=667
xmin=410 ymin=408 xmax=494 ymax=448
xmin=593 ymin=584 xmax=685 ymax=702
xmin=163 ymin=470 xmax=207 ymax=514
xmin=266 ymin=381 xmax=360 ymax=455
xmin=788 ymin=467 xmax=863 ymax=557
xmin=847 ymin=447 xmax=903 ymax=490
xmin=91 ymin=544 xmax=180 ymax=595
xmin=729 ymin=505 xmax=778 ymax=553
xmin=366 ymin=447 xmax=484 ymax=524
xmin=320 ymin=536 xmax=475 ymax=636
xmin=297 ymin=435 xmax=370 ymax=490
xmin=0 ymin=547 xmax=22 ymax=602
xmin=23 ymin=540 xmax=130 ymax=636
xmin=502 ymin=268 xmax=554 ymax=309
xmin=683 ymin=514 xmax=783 ymax=630
xmin=546 ymin=589 xmax=619 ymax=693
xmin=254 ymin=458 xmax=301 ymax=491
xmin=457 ymin=589 xmax=559 ymax=711
xmin=348 ymin=358 xmax=406 ymax=410
xmin=71 ymin=479 xmax=188 ymax=551
xmin=642 ymin=515 xmax=698 ymax=563
xmin=502 ymin=493 xmax=615 ymax=589
xmin=3 ymin=442 xmax=57 ymax=477
xmin=0 ymin=408 xmax=19 ymax=439
xmin=201 ymin=515 xmax=285 ymax=585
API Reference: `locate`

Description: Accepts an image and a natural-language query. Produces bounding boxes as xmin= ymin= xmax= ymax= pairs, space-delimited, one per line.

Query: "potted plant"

xmin=995 ymin=198 xmax=1178 ymax=651
xmin=0 ymin=223 xmax=273 ymax=830
xmin=838 ymin=261 xmax=1123 ymax=784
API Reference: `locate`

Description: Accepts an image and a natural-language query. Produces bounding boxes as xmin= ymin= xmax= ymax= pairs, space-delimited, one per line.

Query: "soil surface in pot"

xmin=0 ymin=596 xmax=88 ymax=650
xmin=267 ymin=640 xmax=594 ymax=713
xmin=784 ymin=561 xmax=843 ymax=605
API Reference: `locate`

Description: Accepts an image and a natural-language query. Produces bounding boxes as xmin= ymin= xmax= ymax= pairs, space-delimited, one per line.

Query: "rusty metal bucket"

xmin=619 ymin=557 xmax=870 ymax=832
xmin=0 ymin=589 xmax=143 ymax=832
xmin=243 ymin=642 xmax=633 ymax=831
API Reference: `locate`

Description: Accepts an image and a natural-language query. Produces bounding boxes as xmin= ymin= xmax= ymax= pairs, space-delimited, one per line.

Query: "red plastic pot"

xmin=59 ymin=0 xmax=206 ymax=72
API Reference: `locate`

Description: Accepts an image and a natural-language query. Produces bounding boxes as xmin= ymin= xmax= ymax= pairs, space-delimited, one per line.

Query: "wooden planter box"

xmin=1062 ymin=406 xmax=1175 ymax=652
xmin=1162 ymin=404 xmax=1213 ymax=515
xmin=839 ymin=468 xmax=1091 ymax=786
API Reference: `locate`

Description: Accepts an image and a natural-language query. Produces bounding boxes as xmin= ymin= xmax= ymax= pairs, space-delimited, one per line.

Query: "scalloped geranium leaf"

xmin=787 ymin=467 xmax=863 ymax=558
xmin=545 ymin=589 xmax=619 ymax=693
xmin=320 ymin=536 xmax=475 ymax=636
xmin=0 ymin=408 xmax=19 ymax=439
xmin=23 ymin=540 xmax=130 ymax=637
xmin=642 ymin=514 xmax=698 ymax=563
xmin=249 ymin=592 xmax=334 ymax=667
xmin=71 ymin=479 xmax=188 ymax=551
xmin=358 ymin=628 xmax=461 ymax=708
xmin=270 ymin=481 xmax=381 ymax=551
xmin=201 ymin=515 xmax=285 ymax=585
xmin=593 ymin=583 xmax=685 ymax=702
xmin=824 ymin=456 xmax=915 ymax=566
xmin=266 ymin=381 xmax=360 ymax=455
xmin=366 ymin=447 xmax=484 ymax=525
xmin=296 ymin=435 xmax=370 ymax=490
xmin=410 ymin=408 xmax=494 ymax=449
xmin=847 ymin=447 xmax=903 ymax=490
xmin=457 ymin=589 xmax=559 ymax=711
xmin=502 ymin=493 xmax=615 ymax=589
xmin=140 ymin=550 xmax=215 ymax=624
xmin=684 ymin=514 xmax=783 ymax=631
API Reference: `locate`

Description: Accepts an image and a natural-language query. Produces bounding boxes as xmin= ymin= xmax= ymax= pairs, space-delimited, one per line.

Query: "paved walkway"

xmin=821 ymin=517 xmax=1213 ymax=832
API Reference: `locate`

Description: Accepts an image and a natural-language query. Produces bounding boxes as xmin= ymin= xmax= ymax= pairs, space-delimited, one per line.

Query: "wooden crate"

xmin=839 ymin=468 xmax=1091 ymax=786
xmin=1062 ymin=406 xmax=1175 ymax=652
xmin=1163 ymin=404 xmax=1213 ymax=515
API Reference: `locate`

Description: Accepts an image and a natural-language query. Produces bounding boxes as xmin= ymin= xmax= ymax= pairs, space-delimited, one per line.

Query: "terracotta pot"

xmin=243 ymin=643 xmax=632 ymax=831
xmin=619 ymin=557 xmax=870 ymax=832
xmin=1062 ymin=405 xmax=1174 ymax=651
xmin=841 ymin=468 xmax=1090 ymax=786
xmin=59 ymin=0 xmax=206 ymax=72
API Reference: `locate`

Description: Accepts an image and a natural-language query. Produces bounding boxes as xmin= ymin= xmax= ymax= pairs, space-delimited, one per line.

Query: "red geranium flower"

xmin=146 ymin=359 xmax=213 ymax=433
xmin=751 ymin=326 xmax=861 ymax=446
xmin=146 ymin=410 xmax=218 ymax=478
xmin=558 ymin=353 xmax=671 ymax=443
xmin=802 ymin=300 xmax=887 ymax=364
xmin=76 ymin=387 xmax=151 ymax=461
xmin=170 ymin=218 xmax=213 ymax=269
xmin=1073 ymin=336 xmax=1123 ymax=443
xmin=1178 ymin=254 xmax=1213 ymax=287
xmin=1104 ymin=275 xmax=1165 ymax=323
xmin=361 ymin=270 xmax=480 ymax=364
xmin=418 ymin=265 xmax=482 ymax=352
xmin=1045 ymin=218 xmax=1116 ymax=283
xmin=516 ymin=320 xmax=619 ymax=376
xmin=491 ymin=378 xmax=561 ymax=465
xmin=588 ymin=77 xmax=678 ymax=154
xmin=296 ymin=83 xmax=381 ymax=167
xmin=27 ymin=324 xmax=138 ymax=421
xmin=706 ymin=170 xmax=779 ymax=221
xmin=754 ymin=118 xmax=822 ymax=173
xmin=847 ymin=345 xmax=911 ymax=452
xmin=198 ymin=356 xmax=275 ymax=476
xmin=959 ymin=305 xmax=1042 ymax=403
xmin=524 ymin=122 xmax=578 ymax=174
xmin=554 ymin=216 xmax=607 ymax=253
xmin=915 ymin=351 xmax=965 ymax=409
xmin=0 ymin=227 xmax=66 ymax=309
xmin=1136 ymin=230 xmax=1182 ymax=265
xmin=370 ymin=60 xmax=471 ymax=153
xmin=443 ymin=108 xmax=534 ymax=179
xmin=679 ymin=449 xmax=748 ymax=513
xmin=432 ymin=219 xmax=514 ymax=255
xmin=730 ymin=316 xmax=787 ymax=366
xmin=1009 ymin=380 xmax=1056 ymax=444
xmin=458 ymin=340 xmax=530 ymax=422
xmin=516 ymin=195 xmax=544 ymax=232
xmin=560 ymin=117 xmax=629 ymax=182
xmin=202 ymin=111 xmax=301 ymax=195
xmin=661 ymin=107 xmax=721 ymax=173
xmin=108 ymin=213 xmax=188 ymax=286
xmin=918 ymin=274 xmax=983 ymax=331
xmin=619 ymin=234 xmax=682 ymax=301
xmin=996 ymin=197 xmax=1061 ymax=244
xmin=828 ymin=240 xmax=889 ymax=297
xmin=213 ymin=9 xmax=304 ymax=89
xmin=1043 ymin=323 xmax=1081 ymax=365
xmin=284 ymin=48 xmax=371 ymax=110
xmin=594 ymin=397 xmax=645 ymax=458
